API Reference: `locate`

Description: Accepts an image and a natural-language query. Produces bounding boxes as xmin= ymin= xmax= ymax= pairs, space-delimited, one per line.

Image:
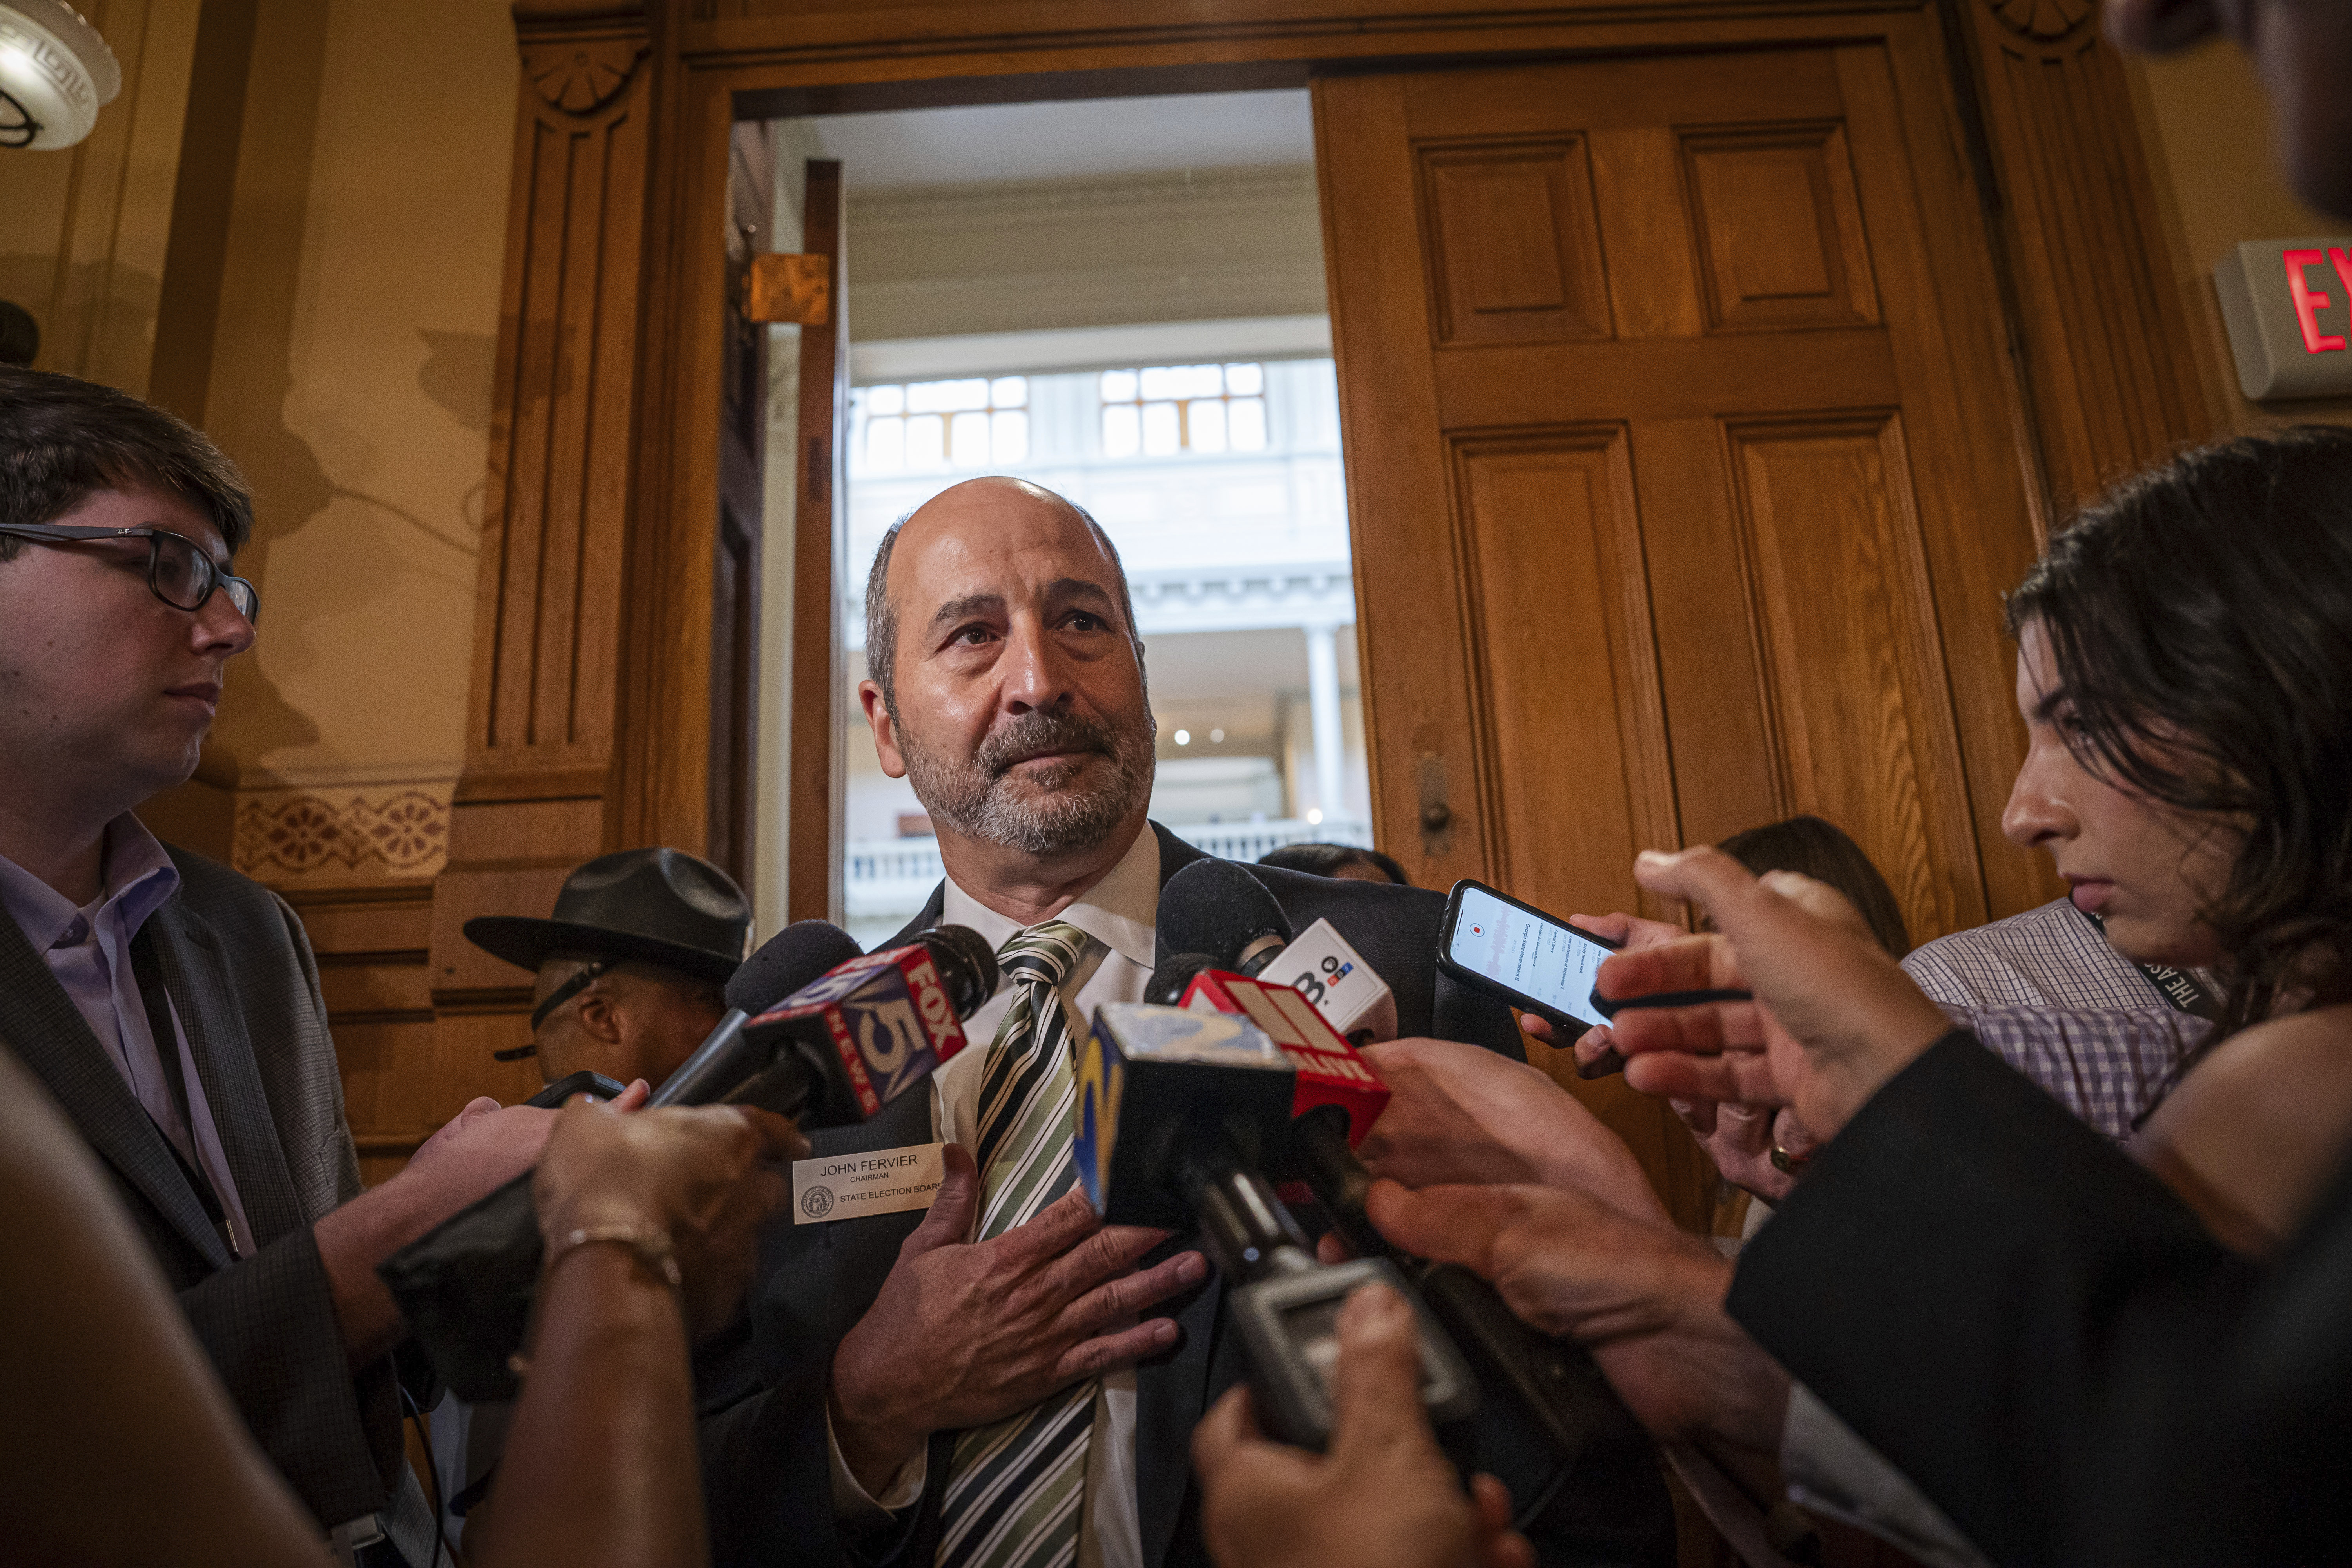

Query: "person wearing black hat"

xmin=430 ymin=848 xmax=754 ymax=1546
xmin=465 ymin=848 xmax=753 ymax=1100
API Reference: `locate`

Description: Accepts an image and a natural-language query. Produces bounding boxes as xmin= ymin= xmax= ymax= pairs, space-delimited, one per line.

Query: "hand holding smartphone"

xmin=1435 ymin=880 xmax=1622 ymax=1034
xmin=1436 ymin=880 xmax=1751 ymax=1072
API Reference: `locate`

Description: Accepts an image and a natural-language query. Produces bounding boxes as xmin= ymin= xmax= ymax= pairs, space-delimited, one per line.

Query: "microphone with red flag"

xmin=732 ymin=930 xmax=993 ymax=1121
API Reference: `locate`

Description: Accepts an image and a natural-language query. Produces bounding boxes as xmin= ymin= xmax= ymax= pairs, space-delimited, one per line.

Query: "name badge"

xmin=792 ymin=1142 xmax=945 ymax=1224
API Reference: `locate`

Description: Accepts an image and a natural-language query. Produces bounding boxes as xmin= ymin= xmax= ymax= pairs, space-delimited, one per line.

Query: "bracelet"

xmin=507 ymin=1225 xmax=685 ymax=1383
xmin=545 ymin=1223 xmax=682 ymax=1290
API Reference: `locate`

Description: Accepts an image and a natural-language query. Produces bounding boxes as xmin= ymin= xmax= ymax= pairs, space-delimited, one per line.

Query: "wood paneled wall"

xmin=427 ymin=2 xmax=656 ymax=1091
xmin=1944 ymin=0 xmax=2214 ymax=512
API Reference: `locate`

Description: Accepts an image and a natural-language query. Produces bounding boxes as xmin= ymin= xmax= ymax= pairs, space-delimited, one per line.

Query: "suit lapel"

xmin=1149 ymin=823 xmax=1207 ymax=892
xmin=1138 ymin=1262 xmax=1223 ymax=1568
xmin=1138 ymin=821 xmax=1221 ymax=1568
xmin=147 ymin=899 xmax=305 ymax=1246
xmin=0 ymin=899 xmax=232 ymax=1269
xmin=885 ymin=883 xmax=949 ymax=953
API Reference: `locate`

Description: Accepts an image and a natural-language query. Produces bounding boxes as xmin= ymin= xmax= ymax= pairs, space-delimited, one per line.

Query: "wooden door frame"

xmin=614 ymin=0 xmax=2200 ymax=883
xmin=437 ymin=1 xmax=2202 ymax=1077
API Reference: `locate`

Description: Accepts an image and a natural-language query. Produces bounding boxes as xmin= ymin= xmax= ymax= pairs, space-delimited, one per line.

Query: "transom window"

xmin=858 ymin=376 xmax=1029 ymax=474
xmin=1100 ymin=363 xmax=1267 ymax=458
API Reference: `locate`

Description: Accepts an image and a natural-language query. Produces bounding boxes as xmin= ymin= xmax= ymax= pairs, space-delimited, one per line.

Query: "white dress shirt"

xmin=829 ymin=824 xmax=1162 ymax=1568
xmin=0 ymin=814 xmax=256 ymax=1256
xmin=1780 ymin=1384 xmax=1992 ymax=1568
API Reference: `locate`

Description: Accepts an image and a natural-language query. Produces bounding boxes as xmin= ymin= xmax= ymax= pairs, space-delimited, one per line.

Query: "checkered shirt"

xmin=1901 ymin=899 xmax=2213 ymax=1141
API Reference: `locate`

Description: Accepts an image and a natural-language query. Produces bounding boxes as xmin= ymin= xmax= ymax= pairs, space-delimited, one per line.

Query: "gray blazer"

xmin=0 ymin=846 xmax=432 ymax=1559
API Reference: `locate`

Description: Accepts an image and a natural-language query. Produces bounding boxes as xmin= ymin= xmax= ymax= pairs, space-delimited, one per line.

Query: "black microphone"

xmin=650 ymin=920 xmax=865 ymax=1109
xmin=722 ymin=924 xmax=996 ymax=1124
xmin=1162 ymin=877 xmax=1644 ymax=1508
xmin=655 ymin=922 xmax=995 ymax=1124
xmin=1154 ymin=860 xmax=1398 ymax=1044
xmin=1156 ymin=859 xmax=1293 ymax=977
xmin=1144 ymin=951 xmax=1219 ymax=1006
xmin=381 ymin=920 xmax=995 ymax=1401
xmin=1074 ymin=1002 xmax=1475 ymax=1450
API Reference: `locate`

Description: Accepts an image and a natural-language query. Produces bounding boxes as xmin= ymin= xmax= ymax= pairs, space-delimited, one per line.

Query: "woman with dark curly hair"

xmin=2001 ymin=425 xmax=2352 ymax=1254
xmin=1359 ymin=425 xmax=2352 ymax=1565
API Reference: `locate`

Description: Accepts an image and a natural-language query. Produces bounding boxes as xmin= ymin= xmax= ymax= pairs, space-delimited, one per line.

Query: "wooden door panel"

xmin=1323 ymin=24 xmax=2045 ymax=1226
xmin=1451 ymin=430 xmax=1677 ymax=920
xmin=1416 ymin=138 xmax=1611 ymax=344
xmin=1681 ymin=121 xmax=1880 ymax=333
xmin=1830 ymin=42 xmax=2060 ymax=924
xmin=1432 ymin=332 xmax=1899 ymax=425
xmin=788 ymin=159 xmax=846 ymax=924
xmin=1626 ymin=417 xmax=1781 ymax=851
xmin=1587 ymin=127 xmax=1705 ymax=340
xmin=1722 ymin=412 xmax=1977 ymax=942
xmin=1316 ymin=74 xmax=1491 ymax=886
xmin=1402 ymin=47 xmax=1844 ymax=133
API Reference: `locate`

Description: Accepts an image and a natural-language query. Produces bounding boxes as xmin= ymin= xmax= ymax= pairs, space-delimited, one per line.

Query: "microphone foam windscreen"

xmin=912 ymin=924 xmax=999 ymax=1018
xmin=1157 ymin=860 xmax=1294 ymax=971
xmin=1147 ymin=952 xmax=1219 ymax=1007
xmin=724 ymin=920 xmax=864 ymax=1014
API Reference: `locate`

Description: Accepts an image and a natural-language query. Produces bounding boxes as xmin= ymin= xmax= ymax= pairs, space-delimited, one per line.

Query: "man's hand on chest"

xmin=826 ymin=1142 xmax=1209 ymax=1495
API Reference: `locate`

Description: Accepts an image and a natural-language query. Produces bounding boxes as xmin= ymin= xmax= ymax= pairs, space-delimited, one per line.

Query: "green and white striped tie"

xmin=936 ymin=920 xmax=1095 ymax=1568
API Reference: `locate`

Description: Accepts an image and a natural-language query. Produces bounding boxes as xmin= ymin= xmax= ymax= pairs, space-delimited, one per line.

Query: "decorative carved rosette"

xmin=523 ymin=36 xmax=648 ymax=119
xmin=1985 ymin=0 xmax=2094 ymax=43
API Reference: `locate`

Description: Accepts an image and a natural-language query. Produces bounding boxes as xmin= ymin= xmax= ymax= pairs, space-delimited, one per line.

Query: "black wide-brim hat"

xmin=463 ymin=848 xmax=751 ymax=982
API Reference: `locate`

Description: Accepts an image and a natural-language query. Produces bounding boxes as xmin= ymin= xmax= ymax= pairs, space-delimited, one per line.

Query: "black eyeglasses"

xmin=0 ymin=524 xmax=260 ymax=622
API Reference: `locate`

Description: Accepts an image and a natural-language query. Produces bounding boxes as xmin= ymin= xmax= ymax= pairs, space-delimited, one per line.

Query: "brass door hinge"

xmin=745 ymin=253 xmax=831 ymax=325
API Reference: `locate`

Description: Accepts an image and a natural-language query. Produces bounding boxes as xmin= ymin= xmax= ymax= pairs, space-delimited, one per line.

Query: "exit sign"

xmin=2215 ymin=238 xmax=2352 ymax=400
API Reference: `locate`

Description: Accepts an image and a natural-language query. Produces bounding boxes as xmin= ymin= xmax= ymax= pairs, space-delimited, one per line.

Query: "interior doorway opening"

xmin=753 ymin=90 xmax=1376 ymax=946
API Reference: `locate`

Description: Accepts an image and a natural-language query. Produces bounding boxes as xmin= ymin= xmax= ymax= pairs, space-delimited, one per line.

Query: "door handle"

xmin=1415 ymin=751 xmax=1454 ymax=849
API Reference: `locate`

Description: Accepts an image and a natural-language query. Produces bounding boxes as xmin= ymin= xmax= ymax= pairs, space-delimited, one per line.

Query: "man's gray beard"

xmin=899 ymin=705 xmax=1156 ymax=857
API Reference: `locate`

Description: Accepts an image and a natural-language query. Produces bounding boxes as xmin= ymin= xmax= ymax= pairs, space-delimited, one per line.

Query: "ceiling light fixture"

xmin=0 ymin=2 xmax=118 ymax=151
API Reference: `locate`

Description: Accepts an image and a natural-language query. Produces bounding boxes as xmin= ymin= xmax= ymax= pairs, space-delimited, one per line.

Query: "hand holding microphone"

xmin=532 ymin=1096 xmax=800 ymax=1339
xmin=381 ymin=919 xmax=998 ymax=1400
xmin=1148 ymin=861 xmax=1659 ymax=1499
xmin=1193 ymin=1281 xmax=1533 ymax=1568
xmin=1355 ymin=1039 xmax=1668 ymax=1225
xmin=1075 ymin=1000 xmax=1477 ymax=1452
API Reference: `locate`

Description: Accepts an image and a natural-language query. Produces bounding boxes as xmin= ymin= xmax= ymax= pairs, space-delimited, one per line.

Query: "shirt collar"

xmin=0 ymin=813 xmax=180 ymax=953
xmin=940 ymin=822 xmax=1161 ymax=970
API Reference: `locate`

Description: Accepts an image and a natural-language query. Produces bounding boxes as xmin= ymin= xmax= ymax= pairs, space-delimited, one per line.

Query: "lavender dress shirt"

xmin=0 ymin=814 xmax=256 ymax=1255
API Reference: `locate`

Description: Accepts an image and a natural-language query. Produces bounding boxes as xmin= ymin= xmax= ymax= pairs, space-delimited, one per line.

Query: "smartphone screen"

xmin=1446 ymin=884 xmax=1614 ymax=1028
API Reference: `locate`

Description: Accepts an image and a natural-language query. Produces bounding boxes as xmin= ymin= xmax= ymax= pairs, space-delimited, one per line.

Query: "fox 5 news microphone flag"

xmin=744 ymin=942 xmax=972 ymax=1115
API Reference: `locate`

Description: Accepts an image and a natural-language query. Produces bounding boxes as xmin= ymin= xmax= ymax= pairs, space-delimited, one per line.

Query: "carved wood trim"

xmin=1947 ymin=0 xmax=2212 ymax=511
xmin=434 ymin=3 xmax=656 ymax=1059
xmin=463 ymin=8 xmax=652 ymax=798
xmin=523 ymin=36 xmax=650 ymax=117
xmin=1983 ymin=0 xmax=2092 ymax=43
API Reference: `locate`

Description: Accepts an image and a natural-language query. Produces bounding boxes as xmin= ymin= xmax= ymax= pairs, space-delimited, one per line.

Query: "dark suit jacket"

xmin=1731 ymin=1033 xmax=2352 ymax=1567
xmin=702 ymin=824 xmax=1672 ymax=1568
xmin=0 ymin=846 xmax=431 ymax=1561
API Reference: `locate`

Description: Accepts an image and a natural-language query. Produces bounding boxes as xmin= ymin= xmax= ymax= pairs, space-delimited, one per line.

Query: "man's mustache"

xmin=976 ymin=709 xmax=1123 ymax=779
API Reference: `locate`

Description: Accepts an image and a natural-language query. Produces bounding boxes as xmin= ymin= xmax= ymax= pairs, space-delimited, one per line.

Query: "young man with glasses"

xmin=0 ymin=367 xmax=556 ymax=1566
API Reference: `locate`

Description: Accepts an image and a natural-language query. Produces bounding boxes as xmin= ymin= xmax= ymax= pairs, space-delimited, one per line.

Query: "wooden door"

xmin=786 ymin=159 xmax=847 ymax=925
xmin=1319 ymin=40 xmax=2050 ymax=1221
xmin=714 ymin=122 xmax=775 ymax=894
